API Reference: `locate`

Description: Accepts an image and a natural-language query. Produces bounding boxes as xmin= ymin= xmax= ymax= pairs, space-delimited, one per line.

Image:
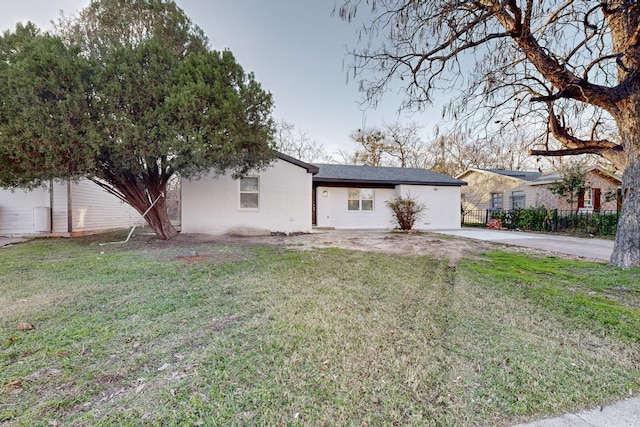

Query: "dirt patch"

xmin=101 ymin=228 xmax=592 ymax=266
xmin=160 ymin=229 xmax=533 ymax=267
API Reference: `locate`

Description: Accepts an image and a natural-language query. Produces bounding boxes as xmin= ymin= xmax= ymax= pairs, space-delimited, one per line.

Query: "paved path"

xmin=510 ymin=396 xmax=640 ymax=427
xmin=435 ymin=228 xmax=638 ymax=427
xmin=433 ymin=228 xmax=614 ymax=261
xmin=0 ymin=237 xmax=27 ymax=248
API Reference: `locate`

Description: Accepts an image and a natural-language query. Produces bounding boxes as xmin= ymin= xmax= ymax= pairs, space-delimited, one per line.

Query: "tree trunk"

xmin=611 ymin=159 xmax=640 ymax=268
xmin=142 ymin=195 xmax=179 ymax=240
xmin=610 ymin=95 xmax=640 ymax=268
xmin=107 ymin=177 xmax=179 ymax=241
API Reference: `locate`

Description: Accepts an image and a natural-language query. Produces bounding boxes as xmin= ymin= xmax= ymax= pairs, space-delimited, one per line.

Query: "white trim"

xmin=239 ymin=176 xmax=260 ymax=210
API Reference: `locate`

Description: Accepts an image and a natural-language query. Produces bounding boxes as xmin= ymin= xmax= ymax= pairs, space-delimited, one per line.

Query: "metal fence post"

xmin=553 ymin=209 xmax=558 ymax=232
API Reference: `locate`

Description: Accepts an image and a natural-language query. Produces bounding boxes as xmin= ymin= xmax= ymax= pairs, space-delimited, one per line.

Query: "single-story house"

xmin=181 ymin=152 xmax=319 ymax=235
xmin=3 ymin=153 xmax=467 ymax=237
xmin=313 ymin=164 xmax=467 ymax=230
xmin=457 ymin=166 xmax=622 ymax=213
xmin=0 ymin=179 xmax=140 ymax=236
xmin=181 ymin=154 xmax=467 ymax=235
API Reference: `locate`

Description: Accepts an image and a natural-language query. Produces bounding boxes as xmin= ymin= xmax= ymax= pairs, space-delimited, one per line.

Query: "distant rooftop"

xmin=480 ymin=169 xmax=543 ymax=182
xmin=313 ymin=164 xmax=466 ymax=186
xmin=530 ymin=171 xmax=561 ymax=184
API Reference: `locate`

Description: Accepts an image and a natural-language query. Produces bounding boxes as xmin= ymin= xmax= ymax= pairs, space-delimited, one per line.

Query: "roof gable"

xmin=276 ymin=152 xmax=319 ymax=174
xmin=313 ymin=164 xmax=466 ymax=186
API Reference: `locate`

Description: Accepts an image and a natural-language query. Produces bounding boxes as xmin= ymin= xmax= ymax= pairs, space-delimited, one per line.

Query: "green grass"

xmin=461 ymin=252 xmax=640 ymax=342
xmin=1 ymin=233 xmax=639 ymax=426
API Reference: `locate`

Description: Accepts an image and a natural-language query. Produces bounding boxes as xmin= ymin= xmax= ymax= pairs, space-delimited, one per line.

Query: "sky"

xmin=0 ymin=0 xmax=447 ymax=158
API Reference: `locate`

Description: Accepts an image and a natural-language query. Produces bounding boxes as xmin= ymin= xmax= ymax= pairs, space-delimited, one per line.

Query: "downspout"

xmin=49 ymin=179 xmax=54 ymax=234
xmin=67 ymin=179 xmax=72 ymax=234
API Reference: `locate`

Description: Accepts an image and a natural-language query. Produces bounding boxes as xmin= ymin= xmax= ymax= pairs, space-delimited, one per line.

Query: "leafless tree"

xmin=337 ymin=0 xmax=640 ymax=267
xmin=276 ymin=120 xmax=330 ymax=163
xmin=350 ymin=127 xmax=390 ymax=166
xmin=334 ymin=147 xmax=360 ymax=165
xmin=382 ymin=121 xmax=427 ymax=167
xmin=419 ymin=130 xmax=535 ymax=176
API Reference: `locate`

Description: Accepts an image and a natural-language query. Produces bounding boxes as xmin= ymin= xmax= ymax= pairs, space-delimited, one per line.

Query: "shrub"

xmin=386 ymin=193 xmax=426 ymax=230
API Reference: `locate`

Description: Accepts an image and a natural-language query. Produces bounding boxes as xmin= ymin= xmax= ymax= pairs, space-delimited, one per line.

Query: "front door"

xmin=312 ymin=186 xmax=317 ymax=225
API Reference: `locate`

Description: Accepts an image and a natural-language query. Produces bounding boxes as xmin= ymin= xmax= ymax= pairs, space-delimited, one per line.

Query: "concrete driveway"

xmin=434 ymin=228 xmax=640 ymax=427
xmin=433 ymin=228 xmax=614 ymax=261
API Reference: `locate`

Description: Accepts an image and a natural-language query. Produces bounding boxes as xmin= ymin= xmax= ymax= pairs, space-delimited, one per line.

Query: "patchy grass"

xmin=461 ymin=252 xmax=640 ymax=342
xmin=1 ymin=234 xmax=639 ymax=426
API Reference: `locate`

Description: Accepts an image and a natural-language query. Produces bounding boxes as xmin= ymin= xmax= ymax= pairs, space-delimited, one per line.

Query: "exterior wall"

xmin=584 ymin=172 xmax=620 ymax=211
xmin=315 ymin=186 xmax=397 ymax=229
xmin=459 ymin=171 xmax=524 ymax=211
xmin=51 ymin=181 xmax=69 ymax=233
xmin=315 ymin=184 xmax=461 ymax=230
xmin=497 ymin=170 xmax=621 ymax=212
xmin=181 ymin=159 xmax=314 ymax=235
xmin=533 ymin=186 xmax=563 ymax=210
xmin=396 ymin=184 xmax=461 ymax=229
xmin=532 ymin=171 xmax=620 ymax=212
xmin=69 ymin=180 xmax=139 ymax=234
xmin=0 ymin=187 xmax=50 ymax=235
xmin=0 ymin=179 xmax=139 ymax=236
xmin=505 ymin=183 xmax=537 ymax=209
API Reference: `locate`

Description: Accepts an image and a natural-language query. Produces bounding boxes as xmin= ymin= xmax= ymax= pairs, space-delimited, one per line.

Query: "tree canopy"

xmin=0 ymin=0 xmax=276 ymax=240
xmin=338 ymin=0 xmax=640 ymax=268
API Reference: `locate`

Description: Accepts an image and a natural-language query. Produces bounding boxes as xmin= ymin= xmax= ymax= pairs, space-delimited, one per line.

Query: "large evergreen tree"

xmin=0 ymin=0 xmax=275 ymax=239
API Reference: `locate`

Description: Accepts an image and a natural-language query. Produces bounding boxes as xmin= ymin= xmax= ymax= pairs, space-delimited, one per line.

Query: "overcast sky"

xmin=0 ymin=0 xmax=448 ymax=158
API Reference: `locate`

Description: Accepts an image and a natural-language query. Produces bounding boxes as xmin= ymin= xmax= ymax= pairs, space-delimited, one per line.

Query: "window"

xmin=490 ymin=192 xmax=503 ymax=210
xmin=579 ymin=188 xmax=600 ymax=211
xmin=240 ymin=177 xmax=259 ymax=209
xmin=582 ymin=188 xmax=592 ymax=208
xmin=511 ymin=191 xmax=525 ymax=209
xmin=348 ymin=188 xmax=374 ymax=211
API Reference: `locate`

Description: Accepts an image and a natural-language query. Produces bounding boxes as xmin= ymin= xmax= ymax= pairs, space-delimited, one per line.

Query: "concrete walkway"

xmin=511 ymin=396 xmax=640 ymax=427
xmin=435 ymin=228 xmax=638 ymax=427
xmin=0 ymin=236 xmax=28 ymax=248
xmin=433 ymin=228 xmax=614 ymax=261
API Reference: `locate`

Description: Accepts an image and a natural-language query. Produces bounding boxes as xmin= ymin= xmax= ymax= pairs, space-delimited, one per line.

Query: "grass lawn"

xmin=1 ymin=231 xmax=639 ymax=426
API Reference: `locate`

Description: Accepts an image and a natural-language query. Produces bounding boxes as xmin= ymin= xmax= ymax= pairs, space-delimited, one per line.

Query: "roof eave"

xmin=313 ymin=178 xmax=466 ymax=187
xmin=275 ymin=151 xmax=319 ymax=174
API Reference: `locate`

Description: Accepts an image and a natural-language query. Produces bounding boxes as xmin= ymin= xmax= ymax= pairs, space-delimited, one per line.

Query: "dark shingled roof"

xmin=313 ymin=164 xmax=466 ymax=186
xmin=481 ymin=169 xmax=542 ymax=182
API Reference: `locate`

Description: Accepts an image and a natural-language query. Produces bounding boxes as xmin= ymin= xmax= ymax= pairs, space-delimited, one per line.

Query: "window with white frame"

xmin=239 ymin=177 xmax=259 ymax=209
xmin=582 ymin=188 xmax=592 ymax=208
xmin=348 ymin=188 xmax=374 ymax=211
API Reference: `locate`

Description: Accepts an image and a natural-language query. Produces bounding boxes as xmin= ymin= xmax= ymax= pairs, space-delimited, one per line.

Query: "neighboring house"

xmin=181 ymin=152 xmax=319 ymax=235
xmin=457 ymin=167 xmax=622 ymax=213
xmin=0 ymin=179 xmax=140 ymax=236
xmin=457 ymin=169 xmax=543 ymax=212
xmin=313 ymin=164 xmax=466 ymax=230
xmin=527 ymin=168 xmax=622 ymax=212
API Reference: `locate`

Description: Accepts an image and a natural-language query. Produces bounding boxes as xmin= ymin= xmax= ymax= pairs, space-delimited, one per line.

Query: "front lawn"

xmin=1 ymin=232 xmax=639 ymax=426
